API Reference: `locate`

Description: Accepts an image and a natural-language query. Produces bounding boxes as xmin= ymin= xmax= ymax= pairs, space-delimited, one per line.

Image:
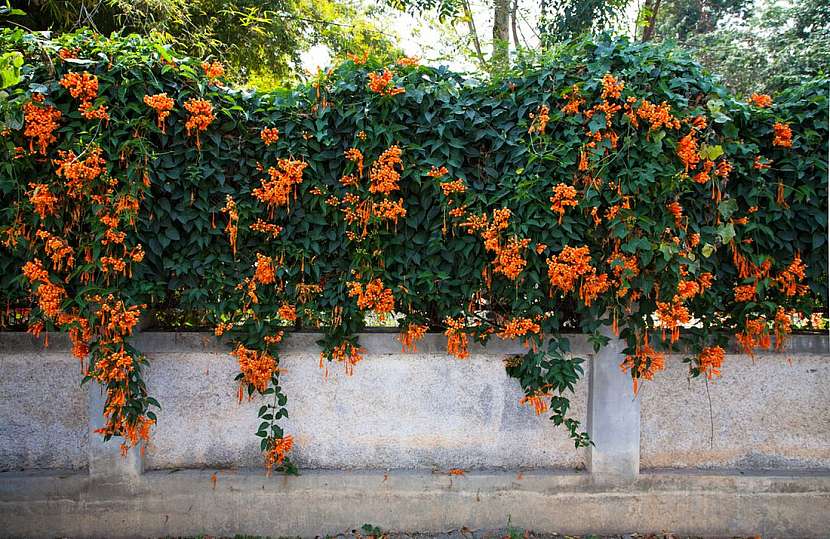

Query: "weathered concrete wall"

xmin=138 ymin=333 xmax=590 ymax=470
xmin=640 ymin=351 xmax=830 ymax=470
xmin=0 ymin=340 xmax=88 ymax=471
xmin=1 ymin=332 xmax=828 ymax=473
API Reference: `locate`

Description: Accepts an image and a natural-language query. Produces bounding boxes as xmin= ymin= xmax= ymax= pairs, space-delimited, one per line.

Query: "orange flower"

xmin=736 ymin=317 xmax=771 ymax=357
xmin=772 ymin=122 xmax=792 ymax=148
xmin=59 ymin=71 xmax=98 ymax=103
xmin=278 ymin=303 xmax=297 ymax=322
xmin=693 ymin=159 xmax=714 ymax=184
xmin=368 ymin=69 xmax=405 ymax=96
xmin=250 ymin=219 xmax=283 ymax=238
xmin=561 ymin=84 xmax=583 ymax=115
xmin=601 ymin=73 xmax=624 ymax=100
xmin=143 ymin=93 xmax=174 ymax=132
xmin=715 ymin=160 xmax=732 ymax=178
xmin=427 ymin=166 xmax=448 ymax=178
xmin=773 ymin=307 xmax=792 ymax=351
xmin=325 ymin=341 xmax=365 ymax=375
xmin=634 ymin=100 xmax=680 ymax=132
xmin=579 ymin=272 xmax=610 ymax=306
xmin=260 ymin=127 xmax=280 ymax=145
xmin=734 ymin=284 xmax=756 ymax=302
xmin=775 ymin=253 xmax=806 ymax=296
xmin=79 ymin=102 xmax=109 ymax=122
xmin=264 ymin=435 xmax=294 ymax=475
xmin=232 ymin=344 xmax=276 ymax=394
xmin=35 ymin=230 xmax=75 ymax=271
xmin=347 ymin=278 xmax=395 ymax=320
xmin=373 ymin=198 xmax=407 ymax=224
xmin=397 ymin=56 xmax=420 ymax=67
xmin=440 ymin=179 xmax=466 ymax=196
xmin=254 ymin=253 xmax=276 ymax=284
xmin=520 ymin=390 xmax=552 ymax=415
xmin=549 ymin=183 xmax=578 ymax=223
xmin=677 ymin=132 xmax=700 ymax=171
xmin=499 ymin=317 xmax=540 ymax=339
xmin=252 ymin=159 xmax=308 ymax=210
xmin=94 ymin=348 xmax=134 ymax=383
xmin=528 ymin=105 xmax=550 ymax=134
xmin=619 ymin=334 xmax=665 ymax=394
xmin=221 ymin=195 xmax=238 ymax=255
xmin=201 ymin=60 xmax=224 ymax=80
xmin=666 ymin=201 xmax=683 ymax=228
xmin=547 ymin=245 xmax=593 ymax=294
xmin=23 ymin=99 xmax=61 ymax=154
xmin=492 ymin=236 xmax=530 ymax=280
xmin=369 ymin=146 xmax=403 ymax=195
xmin=749 ymin=93 xmax=772 ymax=108
xmin=444 ymin=316 xmax=469 ymax=359
xmin=27 ymin=183 xmax=58 ymax=220
xmin=399 ymin=323 xmax=428 ymax=352
xmin=183 ymin=98 xmax=214 ymax=148
xmin=655 ymin=300 xmax=690 ymax=343
xmin=698 ymin=346 xmax=725 ymax=379
xmin=344 ymin=147 xmax=364 ymax=177
xmin=53 ymin=146 xmax=107 ymax=198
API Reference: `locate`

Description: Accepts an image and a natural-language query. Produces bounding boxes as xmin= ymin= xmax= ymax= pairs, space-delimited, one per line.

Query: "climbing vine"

xmin=0 ymin=29 xmax=826 ymax=472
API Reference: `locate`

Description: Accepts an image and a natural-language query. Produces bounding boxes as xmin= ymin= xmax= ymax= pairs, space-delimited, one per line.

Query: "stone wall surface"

xmin=0 ymin=332 xmax=827 ymax=473
xmin=0 ymin=345 xmax=88 ymax=471
xmin=640 ymin=352 xmax=830 ymax=469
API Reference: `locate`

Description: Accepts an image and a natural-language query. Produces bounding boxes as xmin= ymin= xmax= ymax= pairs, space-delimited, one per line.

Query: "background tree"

xmin=7 ymin=0 xmax=400 ymax=87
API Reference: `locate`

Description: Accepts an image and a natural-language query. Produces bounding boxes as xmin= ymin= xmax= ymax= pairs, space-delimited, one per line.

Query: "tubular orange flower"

xmin=53 ymin=146 xmax=107 ymax=198
xmin=734 ymin=284 xmax=756 ymax=302
xmin=492 ymin=236 xmax=530 ymax=280
xmin=498 ymin=317 xmax=541 ymax=340
xmin=278 ymin=304 xmax=297 ymax=322
xmin=399 ymin=323 xmax=428 ymax=352
xmin=677 ymin=132 xmax=700 ymax=171
xmin=368 ymin=69 xmax=405 ymax=96
xmin=27 ymin=183 xmax=58 ymax=220
xmin=347 ymin=278 xmax=395 ymax=320
xmin=444 ymin=316 xmax=469 ymax=359
xmin=23 ymin=99 xmax=61 ymax=155
xmin=369 ymin=145 xmax=403 ymax=195
xmin=254 ymin=253 xmax=276 ymax=284
xmin=221 ymin=195 xmax=238 ymax=255
xmin=528 ymin=105 xmax=550 ymax=134
xmin=549 ymin=183 xmax=578 ymax=223
xmin=94 ymin=348 xmax=134 ymax=383
xmin=264 ymin=435 xmax=294 ymax=475
xmin=749 ymin=93 xmax=772 ymax=108
xmin=655 ymin=300 xmax=690 ymax=343
xmin=183 ymin=98 xmax=214 ymax=148
xmin=775 ymin=253 xmax=806 ymax=296
xmin=253 ymin=159 xmax=308 ymax=210
xmin=520 ymin=390 xmax=552 ymax=415
xmin=635 ymin=100 xmax=680 ymax=132
xmin=201 ymin=60 xmax=224 ymax=80
xmin=579 ymin=272 xmax=610 ymax=306
xmin=79 ymin=102 xmax=110 ymax=122
xmin=772 ymin=122 xmax=792 ymax=148
xmin=440 ymin=179 xmax=466 ymax=196
xmin=325 ymin=341 xmax=365 ymax=375
xmin=260 ymin=127 xmax=279 ymax=145
xmin=427 ymin=166 xmax=448 ymax=178
xmin=250 ymin=219 xmax=283 ymax=238
xmin=547 ymin=245 xmax=593 ymax=294
xmin=397 ymin=56 xmax=420 ymax=67
xmin=143 ymin=93 xmax=174 ymax=132
xmin=736 ymin=317 xmax=771 ymax=357
xmin=561 ymin=84 xmax=583 ymax=115
xmin=232 ymin=344 xmax=276 ymax=394
xmin=774 ymin=307 xmax=793 ymax=351
xmin=59 ymin=71 xmax=98 ymax=103
xmin=698 ymin=346 xmax=725 ymax=379
xmin=344 ymin=147 xmax=364 ymax=177
xmin=619 ymin=334 xmax=665 ymax=395
xmin=601 ymin=73 xmax=624 ymax=100
xmin=666 ymin=201 xmax=683 ymax=228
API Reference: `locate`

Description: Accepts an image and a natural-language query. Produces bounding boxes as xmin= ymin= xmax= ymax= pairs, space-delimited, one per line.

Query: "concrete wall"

xmin=1 ymin=331 xmax=829 ymax=538
xmin=641 ymin=351 xmax=830 ymax=470
xmin=1 ymin=332 xmax=829 ymax=473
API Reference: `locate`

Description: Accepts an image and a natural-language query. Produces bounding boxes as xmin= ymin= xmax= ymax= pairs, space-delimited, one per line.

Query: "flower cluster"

xmin=144 ymin=93 xmax=174 ymax=132
xmin=183 ymin=98 xmax=215 ymax=148
xmin=347 ymin=278 xmax=395 ymax=321
xmin=23 ymin=97 xmax=61 ymax=154
xmin=368 ymin=69 xmax=405 ymax=96
xmin=252 ymin=159 xmax=308 ymax=210
xmin=260 ymin=127 xmax=279 ymax=145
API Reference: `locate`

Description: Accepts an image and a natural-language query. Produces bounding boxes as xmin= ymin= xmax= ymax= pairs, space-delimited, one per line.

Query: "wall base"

xmin=1 ymin=469 xmax=828 ymax=538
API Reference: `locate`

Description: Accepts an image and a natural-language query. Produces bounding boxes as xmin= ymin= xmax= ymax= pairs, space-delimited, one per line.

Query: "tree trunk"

xmin=641 ymin=0 xmax=662 ymax=41
xmin=492 ymin=0 xmax=511 ymax=69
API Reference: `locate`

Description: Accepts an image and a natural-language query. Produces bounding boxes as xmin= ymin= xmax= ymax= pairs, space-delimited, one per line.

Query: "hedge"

xmin=0 ymin=28 xmax=826 ymax=471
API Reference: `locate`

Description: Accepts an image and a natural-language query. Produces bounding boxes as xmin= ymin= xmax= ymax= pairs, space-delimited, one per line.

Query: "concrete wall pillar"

xmin=587 ymin=323 xmax=640 ymax=481
xmin=88 ymin=383 xmax=144 ymax=481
